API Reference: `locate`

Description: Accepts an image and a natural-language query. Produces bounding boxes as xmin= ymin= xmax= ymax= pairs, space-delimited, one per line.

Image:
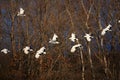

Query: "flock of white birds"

xmin=1 ymin=7 xmax=118 ymax=59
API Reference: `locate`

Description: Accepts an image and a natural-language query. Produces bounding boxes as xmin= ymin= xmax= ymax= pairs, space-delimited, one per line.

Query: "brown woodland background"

xmin=0 ymin=0 xmax=120 ymax=80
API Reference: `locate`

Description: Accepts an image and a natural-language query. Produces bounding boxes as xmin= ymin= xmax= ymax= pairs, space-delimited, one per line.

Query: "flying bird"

xmin=1 ymin=48 xmax=10 ymax=54
xmin=17 ymin=8 xmax=26 ymax=16
xmin=49 ymin=33 xmax=60 ymax=44
xmin=35 ymin=47 xmax=46 ymax=59
xmin=84 ymin=33 xmax=93 ymax=42
xmin=69 ymin=33 xmax=78 ymax=42
xmin=23 ymin=46 xmax=33 ymax=54
xmin=71 ymin=44 xmax=82 ymax=53
xmin=101 ymin=24 xmax=112 ymax=36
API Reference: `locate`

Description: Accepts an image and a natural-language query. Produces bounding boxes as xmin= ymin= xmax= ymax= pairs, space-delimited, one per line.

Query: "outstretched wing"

xmin=69 ymin=33 xmax=76 ymax=42
xmin=52 ymin=34 xmax=58 ymax=41
xmin=20 ymin=8 xmax=24 ymax=14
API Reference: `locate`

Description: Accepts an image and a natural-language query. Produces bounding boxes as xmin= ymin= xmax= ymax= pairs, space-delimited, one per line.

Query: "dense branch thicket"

xmin=0 ymin=0 xmax=120 ymax=80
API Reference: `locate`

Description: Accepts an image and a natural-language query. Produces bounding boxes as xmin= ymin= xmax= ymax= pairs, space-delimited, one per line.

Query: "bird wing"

xmin=36 ymin=47 xmax=46 ymax=56
xmin=35 ymin=54 xmax=40 ymax=58
xmin=74 ymin=44 xmax=81 ymax=48
xmin=2 ymin=49 xmax=7 ymax=52
xmin=20 ymin=8 xmax=24 ymax=14
xmin=71 ymin=44 xmax=81 ymax=53
xmin=1 ymin=49 xmax=4 ymax=52
xmin=101 ymin=29 xmax=106 ymax=35
xmin=84 ymin=33 xmax=88 ymax=38
xmin=40 ymin=47 xmax=45 ymax=53
xmin=71 ymin=33 xmax=75 ymax=38
xmin=71 ymin=46 xmax=76 ymax=52
xmin=69 ymin=33 xmax=76 ymax=42
xmin=107 ymin=24 xmax=112 ymax=28
xmin=52 ymin=34 xmax=58 ymax=41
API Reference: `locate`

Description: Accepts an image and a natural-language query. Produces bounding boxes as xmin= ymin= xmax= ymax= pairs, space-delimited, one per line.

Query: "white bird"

xmin=71 ymin=44 xmax=82 ymax=53
xmin=49 ymin=33 xmax=60 ymax=44
xmin=84 ymin=33 xmax=93 ymax=42
xmin=35 ymin=47 xmax=46 ymax=59
xmin=23 ymin=46 xmax=33 ymax=54
xmin=17 ymin=8 xmax=26 ymax=16
xmin=69 ymin=33 xmax=78 ymax=42
xmin=101 ymin=24 xmax=112 ymax=36
xmin=1 ymin=48 xmax=10 ymax=54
